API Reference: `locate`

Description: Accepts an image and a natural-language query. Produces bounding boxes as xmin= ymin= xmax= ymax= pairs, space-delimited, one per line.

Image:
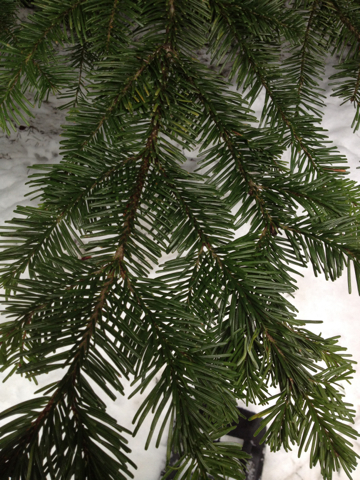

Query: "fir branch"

xmin=208 ymin=1 xmax=348 ymax=177
xmin=0 ymin=153 xmax=140 ymax=291
xmin=79 ymin=46 xmax=164 ymax=149
xmin=330 ymin=0 xmax=360 ymax=43
xmin=177 ymin=62 xmax=278 ymax=233
xmin=296 ymin=0 xmax=321 ymax=99
xmin=0 ymin=371 xmax=135 ymax=478
xmin=62 ymin=41 xmax=93 ymax=109
xmin=1 ymin=2 xmax=360 ymax=479
xmin=106 ymin=0 xmax=119 ymax=52
xmin=4 ymin=0 xmax=85 ymax=80
xmin=242 ymin=43 xmax=322 ymax=173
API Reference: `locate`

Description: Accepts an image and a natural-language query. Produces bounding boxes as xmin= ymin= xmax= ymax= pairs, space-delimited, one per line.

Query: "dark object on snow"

xmin=225 ymin=407 xmax=266 ymax=480
xmin=160 ymin=407 xmax=266 ymax=480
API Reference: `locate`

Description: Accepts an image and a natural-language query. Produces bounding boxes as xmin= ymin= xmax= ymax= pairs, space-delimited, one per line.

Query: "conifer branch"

xmin=106 ymin=0 xmax=119 ymax=52
xmin=68 ymin=42 xmax=91 ymax=108
xmin=330 ymin=0 xmax=360 ymax=43
xmin=0 ymin=0 xmax=86 ymax=113
xmin=242 ymin=44 xmax=322 ymax=172
xmin=296 ymin=0 xmax=320 ymax=98
xmin=1 ymin=2 xmax=360 ymax=479
xmin=209 ymin=2 xmax=343 ymax=176
xmin=0 ymin=155 xmax=140 ymax=290
xmin=80 ymin=45 xmax=167 ymax=149
xmin=178 ymin=65 xmax=277 ymax=231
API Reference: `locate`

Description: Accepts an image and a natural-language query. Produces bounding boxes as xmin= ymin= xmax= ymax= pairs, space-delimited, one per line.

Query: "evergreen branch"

xmin=0 ymin=1 xmax=21 ymax=44
xmin=0 ymin=152 xmax=140 ymax=291
xmin=79 ymin=46 xmax=163 ymax=149
xmin=0 ymin=142 xmax=158 ymax=377
xmin=0 ymin=0 xmax=87 ymax=130
xmin=330 ymin=53 xmax=360 ymax=131
xmin=0 ymin=264 xmax=137 ymax=476
xmin=107 ymin=15 xmax=177 ymax=274
xmin=0 ymin=0 xmax=177 ymax=372
xmin=115 ymin=155 xmax=150 ymax=277
xmin=73 ymin=52 xmax=87 ymax=107
xmin=129 ymin=294 xmax=244 ymax=477
xmin=100 ymin=260 xmax=245 ymax=477
xmin=296 ymin=0 xmax=320 ymax=99
xmin=330 ymin=0 xmax=360 ymax=43
xmin=208 ymin=1 xmax=347 ymax=177
xmin=0 ymin=135 xmax=157 ymax=377
xmin=155 ymin=166 xmax=224 ymax=251
xmin=0 ymin=257 xmax=145 ymax=385
xmin=106 ymin=0 xmax=119 ymax=52
xmin=257 ymin=368 xmax=359 ymax=479
xmin=241 ymin=43 xmax=322 ymax=172
xmin=58 ymin=41 xmax=96 ymax=109
xmin=279 ymin=217 xmax=360 ymax=283
xmin=82 ymin=0 xmax=137 ymax=55
xmin=0 ymin=369 xmax=135 ymax=478
xmin=1 ymin=2 xmax=360 ymax=478
xmin=176 ymin=62 xmax=279 ymax=233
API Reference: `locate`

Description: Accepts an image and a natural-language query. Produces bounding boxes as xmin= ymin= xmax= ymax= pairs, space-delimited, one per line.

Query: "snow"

xmin=0 ymin=49 xmax=359 ymax=480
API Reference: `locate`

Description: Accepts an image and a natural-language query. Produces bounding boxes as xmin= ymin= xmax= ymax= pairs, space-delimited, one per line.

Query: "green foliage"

xmin=0 ymin=0 xmax=360 ymax=478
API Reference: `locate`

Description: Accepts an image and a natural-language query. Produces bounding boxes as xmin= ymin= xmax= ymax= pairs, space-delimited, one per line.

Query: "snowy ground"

xmin=0 ymin=50 xmax=359 ymax=480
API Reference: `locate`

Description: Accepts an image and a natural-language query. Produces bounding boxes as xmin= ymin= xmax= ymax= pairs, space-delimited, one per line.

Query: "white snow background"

xmin=0 ymin=21 xmax=359 ymax=480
